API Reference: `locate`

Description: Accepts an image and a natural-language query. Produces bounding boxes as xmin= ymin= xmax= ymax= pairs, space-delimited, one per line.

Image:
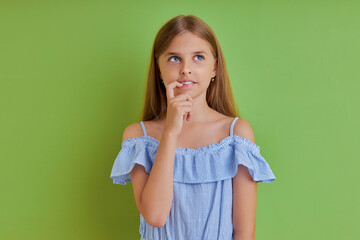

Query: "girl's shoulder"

xmin=210 ymin=113 xmax=256 ymax=145
xmin=122 ymin=122 xmax=144 ymax=142
xmin=122 ymin=118 xmax=164 ymax=142
xmin=232 ymin=117 xmax=256 ymax=144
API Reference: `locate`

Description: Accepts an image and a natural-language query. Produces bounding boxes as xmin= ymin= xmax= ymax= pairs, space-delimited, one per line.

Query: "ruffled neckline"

xmin=122 ymin=134 xmax=260 ymax=153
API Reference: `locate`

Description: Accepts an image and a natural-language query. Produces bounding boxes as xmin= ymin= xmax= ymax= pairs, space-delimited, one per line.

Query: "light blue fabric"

xmin=110 ymin=117 xmax=276 ymax=240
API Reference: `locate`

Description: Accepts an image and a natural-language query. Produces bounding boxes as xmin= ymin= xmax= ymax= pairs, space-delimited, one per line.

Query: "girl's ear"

xmin=212 ymin=59 xmax=217 ymax=78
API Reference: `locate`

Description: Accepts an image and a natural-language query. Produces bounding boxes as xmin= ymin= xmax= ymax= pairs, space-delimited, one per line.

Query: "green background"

xmin=1 ymin=0 xmax=359 ymax=239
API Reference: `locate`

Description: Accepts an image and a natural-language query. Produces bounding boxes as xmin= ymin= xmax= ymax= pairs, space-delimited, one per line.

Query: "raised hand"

xmin=163 ymin=81 xmax=193 ymax=136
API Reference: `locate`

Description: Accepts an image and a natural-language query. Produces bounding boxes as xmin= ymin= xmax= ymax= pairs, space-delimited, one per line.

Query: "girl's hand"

xmin=163 ymin=81 xmax=193 ymax=137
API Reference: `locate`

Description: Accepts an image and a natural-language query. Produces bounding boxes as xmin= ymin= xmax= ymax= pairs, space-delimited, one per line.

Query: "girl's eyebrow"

xmin=165 ymin=51 xmax=207 ymax=56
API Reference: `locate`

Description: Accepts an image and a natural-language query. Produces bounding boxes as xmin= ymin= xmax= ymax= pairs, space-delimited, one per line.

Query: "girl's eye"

xmin=169 ymin=56 xmax=180 ymax=62
xmin=194 ymin=55 xmax=204 ymax=61
xmin=168 ymin=55 xmax=205 ymax=62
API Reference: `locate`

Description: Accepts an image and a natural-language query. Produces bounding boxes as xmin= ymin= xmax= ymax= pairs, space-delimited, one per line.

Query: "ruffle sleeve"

xmin=232 ymin=137 xmax=276 ymax=183
xmin=110 ymin=137 xmax=156 ymax=185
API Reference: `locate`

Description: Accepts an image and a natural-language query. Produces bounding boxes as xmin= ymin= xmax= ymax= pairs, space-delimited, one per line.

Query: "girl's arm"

xmin=127 ymin=124 xmax=177 ymax=228
xmin=129 ymin=82 xmax=190 ymax=228
xmin=232 ymin=119 xmax=257 ymax=240
xmin=232 ymin=164 xmax=257 ymax=240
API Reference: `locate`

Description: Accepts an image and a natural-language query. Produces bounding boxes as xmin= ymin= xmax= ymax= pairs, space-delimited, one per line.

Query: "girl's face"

xmin=158 ymin=31 xmax=217 ymax=97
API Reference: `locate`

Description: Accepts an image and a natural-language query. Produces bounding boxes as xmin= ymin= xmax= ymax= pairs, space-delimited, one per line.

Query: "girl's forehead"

xmin=165 ymin=33 xmax=213 ymax=54
xmin=170 ymin=32 xmax=208 ymax=46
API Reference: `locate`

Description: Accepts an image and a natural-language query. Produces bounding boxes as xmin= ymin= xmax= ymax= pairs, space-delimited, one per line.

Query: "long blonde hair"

xmin=141 ymin=14 xmax=240 ymax=121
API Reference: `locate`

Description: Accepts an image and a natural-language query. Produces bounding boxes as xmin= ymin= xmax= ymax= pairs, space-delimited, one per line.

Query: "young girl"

xmin=110 ymin=14 xmax=276 ymax=240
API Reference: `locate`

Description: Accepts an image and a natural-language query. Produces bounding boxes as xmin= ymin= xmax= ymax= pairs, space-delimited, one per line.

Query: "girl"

xmin=110 ymin=14 xmax=276 ymax=240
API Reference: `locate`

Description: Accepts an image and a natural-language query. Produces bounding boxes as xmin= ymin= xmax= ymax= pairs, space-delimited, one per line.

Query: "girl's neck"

xmin=184 ymin=92 xmax=217 ymax=124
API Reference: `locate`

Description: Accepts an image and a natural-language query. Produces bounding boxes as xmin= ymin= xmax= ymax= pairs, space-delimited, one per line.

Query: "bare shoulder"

xmin=122 ymin=122 xmax=144 ymax=141
xmin=233 ymin=118 xmax=255 ymax=144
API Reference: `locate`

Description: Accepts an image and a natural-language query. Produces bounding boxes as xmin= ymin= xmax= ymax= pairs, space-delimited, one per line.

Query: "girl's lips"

xmin=179 ymin=82 xmax=196 ymax=88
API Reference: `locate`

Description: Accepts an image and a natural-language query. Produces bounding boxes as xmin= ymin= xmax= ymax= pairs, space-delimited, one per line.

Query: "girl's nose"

xmin=181 ymin=61 xmax=191 ymax=75
xmin=181 ymin=69 xmax=191 ymax=75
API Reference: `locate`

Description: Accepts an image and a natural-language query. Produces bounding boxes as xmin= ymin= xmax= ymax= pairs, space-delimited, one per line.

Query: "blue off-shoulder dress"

xmin=110 ymin=117 xmax=276 ymax=240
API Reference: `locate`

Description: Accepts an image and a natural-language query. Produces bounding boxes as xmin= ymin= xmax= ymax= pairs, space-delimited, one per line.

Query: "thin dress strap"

xmin=139 ymin=121 xmax=147 ymax=136
xmin=230 ymin=117 xmax=239 ymax=137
